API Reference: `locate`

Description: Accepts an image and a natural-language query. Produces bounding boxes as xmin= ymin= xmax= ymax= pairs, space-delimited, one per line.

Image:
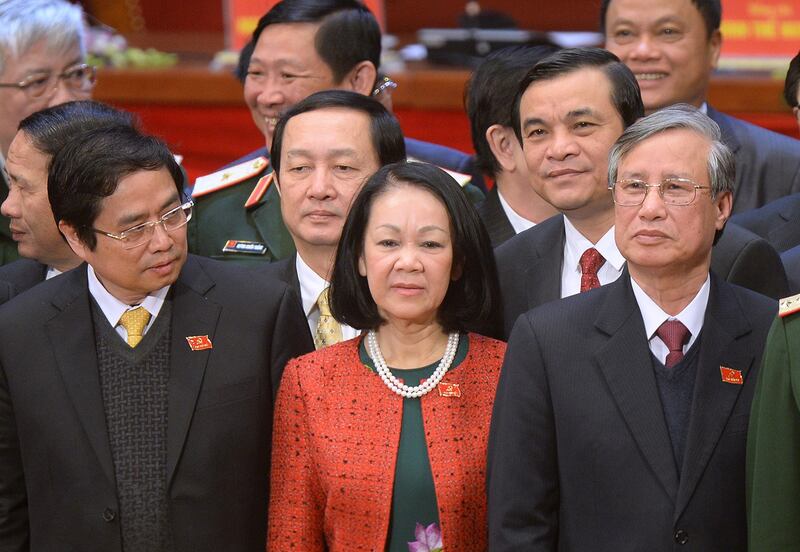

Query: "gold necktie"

xmin=118 ymin=307 xmax=151 ymax=348
xmin=314 ymin=287 xmax=342 ymax=350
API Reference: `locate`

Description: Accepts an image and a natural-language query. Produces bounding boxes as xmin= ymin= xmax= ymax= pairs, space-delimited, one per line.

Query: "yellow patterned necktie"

xmin=118 ymin=307 xmax=151 ymax=348
xmin=314 ymin=287 xmax=342 ymax=350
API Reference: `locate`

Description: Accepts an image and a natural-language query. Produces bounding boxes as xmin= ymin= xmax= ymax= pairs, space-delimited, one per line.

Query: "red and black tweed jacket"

xmin=268 ymin=333 xmax=506 ymax=551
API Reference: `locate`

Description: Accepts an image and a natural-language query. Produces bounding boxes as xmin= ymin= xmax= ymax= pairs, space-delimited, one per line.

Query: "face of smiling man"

xmin=603 ymin=0 xmax=721 ymax=114
xmin=518 ymin=67 xmax=624 ymax=222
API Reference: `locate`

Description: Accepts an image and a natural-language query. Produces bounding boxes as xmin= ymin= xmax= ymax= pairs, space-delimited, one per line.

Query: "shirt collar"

xmin=630 ymin=273 xmax=710 ymax=351
xmin=497 ymin=188 xmax=535 ymax=234
xmin=296 ymin=253 xmax=329 ymax=317
xmin=45 ymin=266 xmax=62 ymax=280
xmin=562 ymin=217 xmax=626 ymax=273
xmin=87 ymin=264 xmax=169 ymax=327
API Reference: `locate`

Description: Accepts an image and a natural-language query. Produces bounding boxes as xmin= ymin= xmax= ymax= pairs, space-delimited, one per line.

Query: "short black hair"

xmin=19 ymin=100 xmax=135 ymax=166
xmin=599 ymin=0 xmax=721 ymax=38
xmin=330 ymin=161 xmax=500 ymax=335
xmin=48 ymin=125 xmax=184 ymax=250
xmin=270 ymin=89 xmax=406 ymax=176
xmin=784 ymin=50 xmax=800 ymax=108
xmin=465 ymin=44 xmax=561 ymax=177
xmin=512 ymin=47 xmax=644 ymax=144
xmin=236 ymin=0 xmax=381 ymax=85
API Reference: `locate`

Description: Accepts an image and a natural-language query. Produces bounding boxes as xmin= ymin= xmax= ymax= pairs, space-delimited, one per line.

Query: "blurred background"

xmin=81 ymin=0 xmax=799 ymax=181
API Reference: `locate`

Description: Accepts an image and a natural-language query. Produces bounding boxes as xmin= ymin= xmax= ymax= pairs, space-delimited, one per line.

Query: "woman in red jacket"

xmin=268 ymin=161 xmax=505 ymax=551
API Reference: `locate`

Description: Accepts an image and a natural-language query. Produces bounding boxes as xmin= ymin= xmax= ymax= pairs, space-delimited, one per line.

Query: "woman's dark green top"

xmin=359 ymin=333 xmax=469 ymax=552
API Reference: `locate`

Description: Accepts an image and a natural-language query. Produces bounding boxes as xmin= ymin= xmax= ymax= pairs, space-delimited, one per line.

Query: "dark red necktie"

xmin=656 ymin=320 xmax=691 ymax=368
xmin=579 ymin=248 xmax=605 ymax=292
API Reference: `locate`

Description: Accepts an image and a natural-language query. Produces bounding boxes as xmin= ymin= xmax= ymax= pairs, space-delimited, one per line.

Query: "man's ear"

xmin=58 ymin=220 xmax=89 ymax=260
xmin=343 ymin=61 xmax=378 ymax=97
xmin=485 ymin=124 xmax=520 ymax=173
xmin=708 ymin=29 xmax=722 ymax=70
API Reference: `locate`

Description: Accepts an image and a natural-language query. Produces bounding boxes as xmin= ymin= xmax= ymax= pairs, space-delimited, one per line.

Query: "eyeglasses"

xmin=90 ymin=201 xmax=193 ymax=249
xmin=0 ymin=63 xmax=97 ymax=99
xmin=610 ymin=178 xmax=711 ymax=206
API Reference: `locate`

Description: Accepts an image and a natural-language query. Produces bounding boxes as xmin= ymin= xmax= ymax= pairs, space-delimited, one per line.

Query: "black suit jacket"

xmin=487 ymin=274 xmax=776 ymax=551
xmin=0 ymin=255 xmax=313 ymax=551
xmin=476 ymin=187 xmax=516 ymax=248
xmin=0 ymin=258 xmax=47 ymax=302
xmin=494 ymin=216 xmax=786 ymax=338
xmin=707 ymin=106 xmax=800 ymax=215
xmin=258 ymin=254 xmax=312 ymax=345
xmin=782 ymin=245 xmax=800 ymax=294
xmin=730 ymin=192 xmax=800 ymax=253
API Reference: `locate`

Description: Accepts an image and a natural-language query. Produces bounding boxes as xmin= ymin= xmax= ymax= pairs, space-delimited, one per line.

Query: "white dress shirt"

xmin=630 ymin=274 xmax=710 ymax=365
xmin=87 ymin=264 xmax=169 ymax=341
xmin=561 ymin=219 xmax=626 ymax=298
xmin=296 ymin=254 xmax=359 ymax=341
xmin=497 ymin=189 xmax=536 ymax=234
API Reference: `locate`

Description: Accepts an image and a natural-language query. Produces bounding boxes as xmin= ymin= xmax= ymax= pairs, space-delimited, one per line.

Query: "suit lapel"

xmin=674 ymin=276 xmax=753 ymax=520
xmin=45 ymin=266 xmax=116 ymax=487
xmin=525 ymin=215 xmax=564 ymax=309
xmin=166 ymin=257 xmax=222 ymax=485
xmin=480 ymin=188 xmax=516 ymax=246
xmin=249 ymin=181 xmax=296 ymax=260
xmin=594 ymin=276 xmax=680 ymax=501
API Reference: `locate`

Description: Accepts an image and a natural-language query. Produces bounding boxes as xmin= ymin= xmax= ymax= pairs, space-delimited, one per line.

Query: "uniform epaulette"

xmin=407 ymin=157 xmax=471 ymax=188
xmin=192 ymin=156 xmax=269 ymax=198
xmin=244 ymin=173 xmax=274 ymax=208
xmin=779 ymin=293 xmax=800 ymax=318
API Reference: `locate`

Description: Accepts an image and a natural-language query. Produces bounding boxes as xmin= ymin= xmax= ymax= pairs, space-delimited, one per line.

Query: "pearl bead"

xmin=367 ymin=330 xmax=459 ymax=398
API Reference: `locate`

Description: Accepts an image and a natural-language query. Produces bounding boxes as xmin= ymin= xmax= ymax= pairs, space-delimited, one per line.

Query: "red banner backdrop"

xmin=721 ymin=0 xmax=799 ymax=57
xmin=225 ymin=0 xmax=385 ymax=50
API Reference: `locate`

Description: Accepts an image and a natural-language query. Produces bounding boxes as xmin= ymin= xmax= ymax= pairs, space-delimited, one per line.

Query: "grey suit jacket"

xmin=487 ymin=273 xmax=776 ymax=551
xmin=781 ymin=245 xmax=800 ymax=294
xmin=476 ymin=187 xmax=516 ymax=248
xmin=0 ymin=258 xmax=47 ymax=303
xmin=0 ymin=255 xmax=313 ymax=551
xmin=730 ymin=192 xmax=800 ymax=253
xmin=708 ymin=106 xmax=800 ymax=215
xmin=494 ymin=216 xmax=786 ymax=338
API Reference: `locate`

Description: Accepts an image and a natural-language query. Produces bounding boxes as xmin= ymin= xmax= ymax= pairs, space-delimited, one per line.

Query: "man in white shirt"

xmin=488 ymin=104 xmax=777 ymax=552
xmin=466 ymin=45 xmax=560 ymax=247
xmin=261 ymin=89 xmax=406 ymax=347
xmin=0 ymin=124 xmax=311 ymax=550
xmin=494 ymin=47 xmax=787 ymax=339
xmin=0 ymin=101 xmax=133 ymax=301
xmin=493 ymin=47 xmax=641 ymax=338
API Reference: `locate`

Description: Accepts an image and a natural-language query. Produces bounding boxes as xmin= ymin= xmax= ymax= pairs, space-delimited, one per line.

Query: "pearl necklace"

xmin=367 ymin=330 xmax=460 ymax=398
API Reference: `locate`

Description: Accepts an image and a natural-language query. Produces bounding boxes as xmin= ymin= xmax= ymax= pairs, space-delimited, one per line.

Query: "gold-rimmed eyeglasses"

xmin=610 ymin=178 xmax=711 ymax=206
xmin=89 ymin=201 xmax=193 ymax=249
xmin=0 ymin=63 xmax=97 ymax=99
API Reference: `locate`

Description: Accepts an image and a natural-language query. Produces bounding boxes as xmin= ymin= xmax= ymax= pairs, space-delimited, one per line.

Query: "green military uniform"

xmin=188 ymin=155 xmax=295 ymax=266
xmin=0 ymin=174 xmax=21 ymax=266
xmin=189 ymin=152 xmax=484 ymax=266
xmin=747 ymin=293 xmax=800 ymax=551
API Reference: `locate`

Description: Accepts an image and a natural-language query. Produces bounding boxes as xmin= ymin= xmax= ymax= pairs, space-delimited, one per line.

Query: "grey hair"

xmin=0 ymin=0 xmax=86 ymax=76
xmin=607 ymin=104 xmax=735 ymax=198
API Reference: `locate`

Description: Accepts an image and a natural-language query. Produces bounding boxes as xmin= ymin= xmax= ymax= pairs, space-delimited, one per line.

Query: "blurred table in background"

xmin=94 ymin=62 xmax=798 ymax=183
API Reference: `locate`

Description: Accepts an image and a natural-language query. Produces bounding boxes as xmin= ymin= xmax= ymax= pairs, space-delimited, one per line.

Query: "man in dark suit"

xmin=495 ymin=48 xmax=786 ymax=338
xmin=0 ymin=101 xmax=133 ymax=300
xmin=728 ymin=52 xmax=800 ymax=252
xmin=0 ymin=0 xmax=95 ymax=265
xmin=488 ymin=105 xmax=776 ymax=551
xmin=0 ymin=124 xmax=312 ymax=550
xmin=602 ymin=0 xmax=800 ymax=214
xmin=189 ymin=0 xmax=482 ymax=265
xmin=260 ymin=90 xmax=405 ymax=347
xmin=465 ymin=45 xmax=559 ymax=247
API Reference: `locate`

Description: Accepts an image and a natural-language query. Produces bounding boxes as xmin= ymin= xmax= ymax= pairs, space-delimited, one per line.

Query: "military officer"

xmin=188 ymin=0 xmax=482 ymax=265
xmin=747 ymin=292 xmax=800 ymax=551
